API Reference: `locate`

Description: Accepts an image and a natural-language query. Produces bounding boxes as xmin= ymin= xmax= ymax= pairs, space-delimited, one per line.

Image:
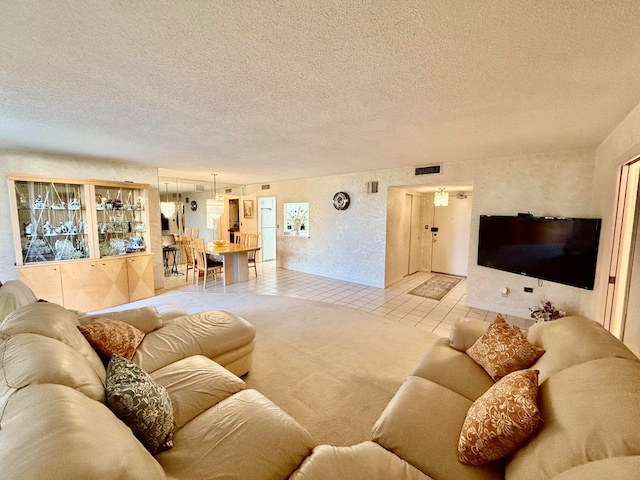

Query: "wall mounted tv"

xmin=477 ymin=215 xmax=602 ymax=290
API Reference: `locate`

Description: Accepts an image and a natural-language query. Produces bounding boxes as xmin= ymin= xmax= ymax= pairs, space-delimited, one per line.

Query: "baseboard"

xmin=278 ymin=265 xmax=384 ymax=288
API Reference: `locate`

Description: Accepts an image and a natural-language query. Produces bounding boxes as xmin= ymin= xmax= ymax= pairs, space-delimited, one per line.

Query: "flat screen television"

xmin=477 ymin=215 xmax=602 ymax=290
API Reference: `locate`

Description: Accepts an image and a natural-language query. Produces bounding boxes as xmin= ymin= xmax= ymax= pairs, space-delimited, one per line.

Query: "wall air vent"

xmin=415 ymin=165 xmax=442 ymax=176
xmin=195 ymin=184 xmax=205 ymax=192
xmin=261 ymin=185 xmax=271 ymax=190
xmin=225 ymin=188 xmax=232 ymax=194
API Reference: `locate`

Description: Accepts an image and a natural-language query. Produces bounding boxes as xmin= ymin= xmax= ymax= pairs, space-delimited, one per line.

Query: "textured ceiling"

xmin=1 ymin=1 xmax=639 ymax=185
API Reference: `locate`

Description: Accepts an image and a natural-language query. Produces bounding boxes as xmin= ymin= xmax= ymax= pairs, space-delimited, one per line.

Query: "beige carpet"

xmin=101 ymin=291 xmax=439 ymax=446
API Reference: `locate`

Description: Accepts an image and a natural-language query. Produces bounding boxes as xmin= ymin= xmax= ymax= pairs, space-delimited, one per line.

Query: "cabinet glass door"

xmin=15 ymin=180 xmax=90 ymax=263
xmin=95 ymin=186 xmax=146 ymax=257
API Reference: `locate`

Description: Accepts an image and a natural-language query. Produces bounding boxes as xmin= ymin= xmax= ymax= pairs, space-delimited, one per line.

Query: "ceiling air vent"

xmin=415 ymin=164 xmax=442 ymax=176
xmin=261 ymin=184 xmax=271 ymax=190
xmin=195 ymin=184 xmax=205 ymax=192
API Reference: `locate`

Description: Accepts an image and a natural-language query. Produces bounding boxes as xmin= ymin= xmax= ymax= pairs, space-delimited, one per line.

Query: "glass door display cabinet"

xmin=11 ymin=179 xmax=91 ymax=264
xmin=95 ymin=185 xmax=147 ymax=257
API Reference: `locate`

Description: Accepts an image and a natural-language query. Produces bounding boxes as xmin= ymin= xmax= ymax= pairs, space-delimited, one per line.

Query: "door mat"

xmin=408 ymin=274 xmax=464 ymax=300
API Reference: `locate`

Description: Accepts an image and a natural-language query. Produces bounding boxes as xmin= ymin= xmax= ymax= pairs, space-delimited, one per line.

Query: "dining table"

xmin=206 ymin=242 xmax=260 ymax=286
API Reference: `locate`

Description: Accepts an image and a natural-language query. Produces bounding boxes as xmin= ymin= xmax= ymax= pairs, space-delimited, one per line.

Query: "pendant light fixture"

xmin=207 ymin=174 xmax=225 ymax=220
xmin=160 ymin=182 xmax=176 ymax=217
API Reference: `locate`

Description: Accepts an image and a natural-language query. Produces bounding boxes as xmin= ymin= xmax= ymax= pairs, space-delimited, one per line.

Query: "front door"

xmin=431 ymin=193 xmax=472 ymax=276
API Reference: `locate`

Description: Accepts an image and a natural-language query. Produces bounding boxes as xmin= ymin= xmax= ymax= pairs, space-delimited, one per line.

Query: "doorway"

xmin=431 ymin=192 xmax=472 ymax=276
xmin=604 ymin=157 xmax=640 ymax=354
xmin=259 ymin=196 xmax=277 ymax=262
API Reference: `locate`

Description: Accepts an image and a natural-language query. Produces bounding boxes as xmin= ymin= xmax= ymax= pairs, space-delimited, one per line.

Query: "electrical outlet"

xmin=524 ymin=287 xmax=533 ymax=293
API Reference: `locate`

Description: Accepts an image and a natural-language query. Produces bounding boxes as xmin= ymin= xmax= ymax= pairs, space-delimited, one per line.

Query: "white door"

xmin=407 ymin=194 xmax=422 ymax=275
xmin=431 ymin=194 xmax=472 ymax=276
xmin=259 ymin=196 xmax=277 ymax=262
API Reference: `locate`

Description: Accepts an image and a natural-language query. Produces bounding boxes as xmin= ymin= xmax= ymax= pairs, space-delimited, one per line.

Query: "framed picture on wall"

xmin=243 ymin=200 xmax=254 ymax=219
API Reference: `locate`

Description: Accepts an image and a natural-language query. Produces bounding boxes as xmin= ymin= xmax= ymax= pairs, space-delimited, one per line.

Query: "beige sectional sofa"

xmin=2 ymin=275 xmax=639 ymax=479
xmin=292 ymin=316 xmax=640 ymax=479
xmin=0 ymin=300 xmax=314 ymax=479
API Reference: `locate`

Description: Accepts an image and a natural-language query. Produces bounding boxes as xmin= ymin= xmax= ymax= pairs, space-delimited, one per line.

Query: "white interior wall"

xmin=0 ymin=150 xmax=164 ymax=289
xmin=245 ymin=148 xmax=596 ymax=319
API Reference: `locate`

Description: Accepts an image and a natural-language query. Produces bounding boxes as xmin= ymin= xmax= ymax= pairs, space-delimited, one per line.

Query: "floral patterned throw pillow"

xmin=458 ymin=369 xmax=540 ymax=465
xmin=466 ymin=314 xmax=545 ymax=381
xmin=106 ymin=355 xmax=174 ymax=454
xmin=78 ymin=317 xmax=145 ymax=360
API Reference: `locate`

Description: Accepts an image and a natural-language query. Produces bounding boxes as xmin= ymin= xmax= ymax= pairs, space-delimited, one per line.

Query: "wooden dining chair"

xmin=181 ymin=236 xmax=195 ymax=282
xmin=243 ymin=233 xmax=259 ymax=277
xmin=191 ymin=238 xmax=222 ymax=288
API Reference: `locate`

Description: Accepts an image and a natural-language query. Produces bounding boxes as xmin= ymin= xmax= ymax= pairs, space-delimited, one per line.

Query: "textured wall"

xmin=246 ymin=171 xmax=389 ymax=287
xmin=0 ymin=151 xmax=164 ymax=289
xmin=246 ymin=149 xmax=597 ymax=318
xmin=465 ymin=150 xmax=596 ymax=318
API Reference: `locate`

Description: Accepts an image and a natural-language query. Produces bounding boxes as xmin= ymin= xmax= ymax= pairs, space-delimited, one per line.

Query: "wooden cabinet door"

xmin=97 ymin=257 xmax=129 ymax=309
xmin=127 ymin=254 xmax=154 ymax=302
xmin=17 ymin=264 xmax=63 ymax=305
xmin=60 ymin=262 xmax=99 ymax=312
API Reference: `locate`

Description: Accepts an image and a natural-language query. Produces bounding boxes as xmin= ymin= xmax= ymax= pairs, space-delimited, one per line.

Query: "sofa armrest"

xmin=0 ymin=279 xmax=38 ymax=322
xmin=449 ymin=318 xmax=489 ymax=352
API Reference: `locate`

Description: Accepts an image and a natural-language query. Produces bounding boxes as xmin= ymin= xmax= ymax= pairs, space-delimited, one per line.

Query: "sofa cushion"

xmin=290 ymin=441 xmax=432 ymax=480
xmin=0 ymin=384 xmax=165 ymax=480
xmin=79 ymin=317 xmax=145 ymax=360
xmin=527 ymin=315 xmax=639 ymax=382
xmin=1 ymin=302 xmax=105 ymax=382
xmin=0 ymin=279 xmax=37 ymax=321
xmin=0 ymin=333 xmax=106 ymax=403
xmin=550 ymin=456 xmax=640 ymax=479
xmin=156 ymin=388 xmax=315 ymax=480
xmin=467 ymin=315 xmax=544 ymax=381
xmin=506 ymin=357 xmax=640 ymax=480
xmin=412 ymin=337 xmax=494 ymax=401
xmin=79 ymin=306 xmax=164 ymax=333
xmin=150 ymin=355 xmax=246 ymax=428
xmin=459 ymin=369 xmax=540 ymax=466
xmin=450 ymin=317 xmax=490 ymax=352
xmin=106 ymin=355 xmax=174 ymax=454
xmin=133 ymin=310 xmax=256 ymax=373
xmin=372 ymin=376 xmax=503 ymax=480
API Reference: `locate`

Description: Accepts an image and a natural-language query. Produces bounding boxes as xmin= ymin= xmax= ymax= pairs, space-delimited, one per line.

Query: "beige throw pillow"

xmin=466 ymin=314 xmax=544 ymax=381
xmin=458 ymin=369 xmax=541 ymax=465
xmin=79 ymin=306 xmax=163 ymax=333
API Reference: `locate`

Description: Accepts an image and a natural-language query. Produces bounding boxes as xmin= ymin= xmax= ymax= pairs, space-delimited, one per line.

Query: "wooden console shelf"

xmin=17 ymin=253 xmax=154 ymax=312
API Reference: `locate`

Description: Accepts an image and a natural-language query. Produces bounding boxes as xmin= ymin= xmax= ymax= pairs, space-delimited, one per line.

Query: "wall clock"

xmin=332 ymin=191 xmax=350 ymax=210
xmin=190 ymin=200 xmax=198 ymax=211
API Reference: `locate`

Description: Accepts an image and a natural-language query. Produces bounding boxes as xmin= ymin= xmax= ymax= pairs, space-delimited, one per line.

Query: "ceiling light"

xmin=434 ymin=188 xmax=449 ymax=207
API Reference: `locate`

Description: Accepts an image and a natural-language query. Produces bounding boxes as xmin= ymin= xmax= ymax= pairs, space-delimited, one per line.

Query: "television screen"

xmin=478 ymin=215 xmax=602 ymax=290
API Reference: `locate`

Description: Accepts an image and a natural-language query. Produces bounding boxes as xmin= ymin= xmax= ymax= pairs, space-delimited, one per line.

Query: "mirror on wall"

xmin=284 ymin=202 xmax=309 ymax=237
xmin=158 ymin=176 xmax=244 ymax=242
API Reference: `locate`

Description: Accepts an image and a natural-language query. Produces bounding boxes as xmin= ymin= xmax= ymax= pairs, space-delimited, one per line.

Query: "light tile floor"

xmin=160 ymin=262 xmax=533 ymax=338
